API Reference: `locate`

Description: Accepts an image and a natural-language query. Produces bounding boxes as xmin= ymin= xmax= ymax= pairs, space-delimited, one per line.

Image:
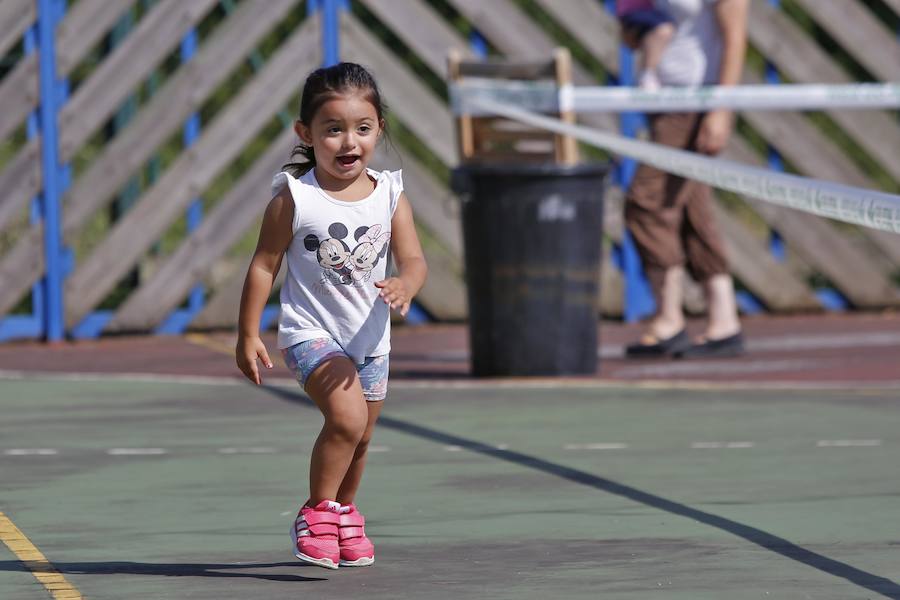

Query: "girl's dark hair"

xmin=283 ymin=62 xmax=387 ymax=177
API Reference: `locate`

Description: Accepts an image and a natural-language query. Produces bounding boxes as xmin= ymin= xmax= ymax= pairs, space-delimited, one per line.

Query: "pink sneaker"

xmin=290 ymin=500 xmax=341 ymax=569
xmin=338 ymin=504 xmax=375 ymax=567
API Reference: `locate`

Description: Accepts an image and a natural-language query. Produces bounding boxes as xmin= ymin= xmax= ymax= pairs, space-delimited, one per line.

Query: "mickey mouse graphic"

xmin=350 ymin=224 xmax=391 ymax=283
xmin=304 ymin=223 xmax=353 ymax=284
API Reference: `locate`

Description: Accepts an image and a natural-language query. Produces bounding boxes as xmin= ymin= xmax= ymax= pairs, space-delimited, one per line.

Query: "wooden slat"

xmin=739 ymin=75 xmax=871 ymax=187
xmin=882 ymin=0 xmax=900 ymax=16
xmin=341 ymin=12 xmax=457 ymax=166
xmin=0 ymin=0 xmax=34 ymax=59
xmin=599 ymin=252 xmax=624 ymax=317
xmin=738 ymin=70 xmax=900 ymax=276
xmin=713 ymin=204 xmax=820 ymax=312
xmin=532 ymin=0 xmax=620 ymax=73
xmin=725 ymin=138 xmax=899 ymax=308
xmin=414 ymin=236 xmax=468 ymax=321
xmin=107 ymin=127 xmax=297 ymax=331
xmin=747 ymin=2 xmax=900 ymax=182
xmin=190 ymin=256 xmax=284 ymax=330
xmin=371 ymin=149 xmax=463 ymax=257
xmin=62 ymin=0 xmax=298 ymax=228
xmin=0 ymin=224 xmax=43 ymax=316
xmin=792 ymin=0 xmax=900 ymax=82
xmin=0 ymin=0 xmax=131 ymax=151
xmin=54 ymin=0 xmax=133 ymax=75
xmin=0 ymin=0 xmax=132 ymax=235
xmin=63 ymin=21 xmax=320 ymax=328
xmin=0 ymin=1 xmax=303 ymax=316
xmin=358 ymin=0 xmax=474 ymax=76
xmin=0 ymin=52 xmax=38 ymax=144
xmin=58 ymin=0 xmax=219 ymax=158
xmin=369 ymin=159 xmax=467 ymax=320
xmin=0 ymin=141 xmax=40 ymax=235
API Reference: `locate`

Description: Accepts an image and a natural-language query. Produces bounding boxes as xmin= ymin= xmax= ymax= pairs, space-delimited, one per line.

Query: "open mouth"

xmin=337 ymin=155 xmax=359 ymax=167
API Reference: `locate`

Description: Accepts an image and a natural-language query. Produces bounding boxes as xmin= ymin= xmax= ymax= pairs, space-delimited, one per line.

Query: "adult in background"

xmin=624 ymin=0 xmax=749 ymax=359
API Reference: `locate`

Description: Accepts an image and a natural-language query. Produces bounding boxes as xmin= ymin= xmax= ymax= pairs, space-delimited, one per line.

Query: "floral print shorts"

xmin=281 ymin=338 xmax=389 ymax=402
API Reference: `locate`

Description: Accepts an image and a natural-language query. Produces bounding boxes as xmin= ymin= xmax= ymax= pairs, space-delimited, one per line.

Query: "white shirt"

xmin=655 ymin=0 xmax=723 ymax=87
xmin=273 ymin=168 xmax=402 ymax=362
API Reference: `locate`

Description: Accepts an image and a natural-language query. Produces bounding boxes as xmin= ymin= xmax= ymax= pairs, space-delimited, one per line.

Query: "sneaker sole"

xmin=290 ymin=523 xmax=339 ymax=570
xmin=296 ymin=551 xmax=339 ymax=570
xmin=339 ymin=556 xmax=374 ymax=567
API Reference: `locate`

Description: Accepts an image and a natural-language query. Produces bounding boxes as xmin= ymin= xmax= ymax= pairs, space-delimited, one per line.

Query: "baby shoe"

xmin=291 ymin=500 xmax=341 ymax=569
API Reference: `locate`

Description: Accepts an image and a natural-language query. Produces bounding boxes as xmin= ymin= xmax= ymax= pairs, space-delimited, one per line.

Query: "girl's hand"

xmin=697 ymin=109 xmax=734 ymax=155
xmin=236 ymin=335 xmax=273 ymax=385
xmin=374 ymin=277 xmax=411 ymax=316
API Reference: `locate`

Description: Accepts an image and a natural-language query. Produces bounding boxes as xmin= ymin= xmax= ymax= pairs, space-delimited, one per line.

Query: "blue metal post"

xmin=469 ymin=30 xmax=488 ymax=58
xmin=155 ymin=29 xmax=205 ymax=334
xmin=311 ymin=0 xmax=347 ymax=67
xmin=37 ymin=0 xmax=66 ymax=341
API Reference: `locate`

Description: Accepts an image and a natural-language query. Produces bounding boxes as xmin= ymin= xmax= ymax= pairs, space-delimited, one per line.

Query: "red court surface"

xmin=0 ymin=312 xmax=897 ymax=388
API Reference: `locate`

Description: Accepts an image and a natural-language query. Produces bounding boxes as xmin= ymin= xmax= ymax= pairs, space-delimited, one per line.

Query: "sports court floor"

xmin=1 ymin=313 xmax=898 ymax=599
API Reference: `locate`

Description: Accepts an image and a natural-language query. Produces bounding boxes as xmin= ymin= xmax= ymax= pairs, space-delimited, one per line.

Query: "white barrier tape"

xmin=469 ymin=97 xmax=900 ymax=234
xmin=451 ymin=81 xmax=900 ymax=115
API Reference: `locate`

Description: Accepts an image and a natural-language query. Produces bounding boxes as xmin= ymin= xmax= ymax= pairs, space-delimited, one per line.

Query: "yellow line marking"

xmin=185 ymin=333 xmax=235 ymax=357
xmin=0 ymin=511 xmax=84 ymax=599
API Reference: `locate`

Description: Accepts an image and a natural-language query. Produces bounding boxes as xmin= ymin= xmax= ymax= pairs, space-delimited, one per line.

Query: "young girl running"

xmin=235 ymin=62 xmax=427 ymax=569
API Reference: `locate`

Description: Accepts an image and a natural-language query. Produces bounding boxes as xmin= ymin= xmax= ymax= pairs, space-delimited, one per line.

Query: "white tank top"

xmin=272 ymin=168 xmax=402 ymax=362
xmin=654 ymin=0 xmax=723 ymax=87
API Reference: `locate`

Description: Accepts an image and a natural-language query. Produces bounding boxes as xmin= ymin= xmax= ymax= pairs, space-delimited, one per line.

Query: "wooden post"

xmin=448 ymin=49 xmax=474 ymax=162
xmin=554 ymin=47 xmax=578 ymax=165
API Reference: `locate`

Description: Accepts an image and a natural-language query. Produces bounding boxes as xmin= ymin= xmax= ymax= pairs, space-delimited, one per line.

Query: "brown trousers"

xmin=624 ymin=112 xmax=729 ymax=285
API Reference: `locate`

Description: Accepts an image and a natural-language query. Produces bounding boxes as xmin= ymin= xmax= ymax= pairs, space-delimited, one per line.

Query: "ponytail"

xmin=283 ymin=143 xmax=315 ymax=177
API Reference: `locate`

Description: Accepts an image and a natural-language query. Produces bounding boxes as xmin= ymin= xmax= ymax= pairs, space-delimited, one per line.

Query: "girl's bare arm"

xmin=375 ymin=193 xmax=427 ymax=316
xmin=236 ymin=186 xmax=294 ymax=384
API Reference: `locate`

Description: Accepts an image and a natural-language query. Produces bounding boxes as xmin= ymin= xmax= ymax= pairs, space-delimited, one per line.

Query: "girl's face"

xmin=296 ymin=92 xmax=383 ymax=188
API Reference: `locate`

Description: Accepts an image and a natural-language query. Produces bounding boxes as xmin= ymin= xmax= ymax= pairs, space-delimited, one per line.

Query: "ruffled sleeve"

xmin=385 ymin=169 xmax=403 ymax=216
xmin=270 ymin=171 xmax=302 ymax=234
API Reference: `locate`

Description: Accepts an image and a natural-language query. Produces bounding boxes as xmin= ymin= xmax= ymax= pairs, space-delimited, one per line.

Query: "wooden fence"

xmin=0 ymin=0 xmax=898 ymax=342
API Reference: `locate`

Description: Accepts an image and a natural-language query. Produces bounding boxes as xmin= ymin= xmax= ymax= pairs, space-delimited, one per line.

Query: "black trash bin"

xmin=452 ymin=162 xmax=609 ymax=377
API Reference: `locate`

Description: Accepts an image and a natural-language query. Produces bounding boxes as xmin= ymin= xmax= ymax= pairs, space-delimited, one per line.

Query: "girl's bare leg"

xmin=336 ymin=400 xmax=383 ymax=506
xmin=305 ymin=358 xmax=369 ymax=506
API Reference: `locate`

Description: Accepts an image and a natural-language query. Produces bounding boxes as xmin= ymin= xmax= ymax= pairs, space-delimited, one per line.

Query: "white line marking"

xmin=217 ymin=447 xmax=277 ymax=454
xmin=444 ymin=445 xmax=463 ymax=452
xmin=494 ymin=443 xmax=509 ymax=450
xmin=107 ymin=448 xmax=168 ymax=455
xmin=2 ymin=369 xmax=899 ymax=392
xmin=564 ymin=443 xmax=628 ymax=450
xmin=4 ymin=449 xmax=58 ymax=456
xmin=691 ymin=442 xmax=755 ymax=449
xmin=816 ymin=439 xmax=882 ymax=447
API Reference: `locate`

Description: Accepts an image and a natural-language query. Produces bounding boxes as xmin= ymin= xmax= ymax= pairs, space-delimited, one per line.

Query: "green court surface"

xmin=1 ymin=375 xmax=899 ymax=599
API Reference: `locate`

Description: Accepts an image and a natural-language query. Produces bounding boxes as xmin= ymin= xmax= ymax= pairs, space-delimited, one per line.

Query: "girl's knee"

xmin=325 ymin=407 xmax=368 ymax=443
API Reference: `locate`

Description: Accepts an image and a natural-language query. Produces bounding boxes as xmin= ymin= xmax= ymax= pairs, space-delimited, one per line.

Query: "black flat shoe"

xmin=625 ymin=329 xmax=691 ymax=358
xmin=674 ymin=332 xmax=744 ymax=359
